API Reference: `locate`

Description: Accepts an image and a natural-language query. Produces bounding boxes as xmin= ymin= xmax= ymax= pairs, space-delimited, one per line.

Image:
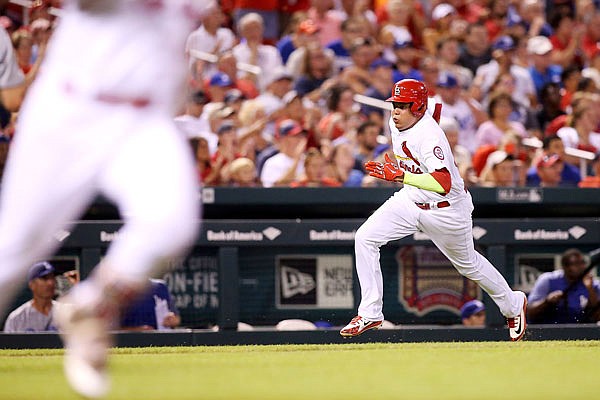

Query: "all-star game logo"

xmin=397 ymin=246 xmax=479 ymax=316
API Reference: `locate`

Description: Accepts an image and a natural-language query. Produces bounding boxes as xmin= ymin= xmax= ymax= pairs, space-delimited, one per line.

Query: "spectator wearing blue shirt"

xmin=120 ymin=279 xmax=180 ymax=331
xmin=528 ymin=248 xmax=600 ymax=324
xmin=391 ymin=39 xmax=423 ymax=83
xmin=360 ymin=58 xmax=394 ymax=124
xmin=526 ymin=35 xmax=562 ymax=101
xmin=326 ymin=17 xmax=370 ymax=73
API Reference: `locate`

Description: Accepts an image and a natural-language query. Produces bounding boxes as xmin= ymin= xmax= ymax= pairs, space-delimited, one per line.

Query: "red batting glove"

xmin=364 ymin=153 xmax=404 ymax=182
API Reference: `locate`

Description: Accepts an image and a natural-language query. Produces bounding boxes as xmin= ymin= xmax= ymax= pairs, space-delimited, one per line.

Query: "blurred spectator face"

xmin=437 ymin=84 xmax=460 ymax=104
xmin=332 ymin=142 xmax=356 ymax=170
xmin=420 ymin=58 xmax=440 ymax=86
xmin=532 ymin=51 xmax=552 ymax=69
xmin=240 ymin=19 xmax=264 ymax=43
xmin=371 ymin=64 xmax=393 ymax=84
xmin=306 ymin=45 xmax=332 ymax=79
xmin=490 ymin=0 xmax=509 ymax=18
xmin=437 ymin=39 xmax=461 ymax=64
xmin=490 ymin=96 xmax=513 ymax=119
xmin=285 ymin=96 xmax=304 ymax=120
xmin=217 ymin=53 xmax=238 ymax=79
xmin=311 ymin=0 xmax=335 ymax=13
xmin=562 ymin=252 xmax=587 ymax=281
xmin=546 ymin=137 xmax=566 ymax=158
xmin=337 ymin=89 xmax=355 ymax=113
xmin=538 ymin=158 xmax=563 ymax=187
xmin=195 ymin=137 xmax=210 ymax=162
xmin=29 ymin=273 xmax=56 ymax=301
xmin=350 ymin=39 xmax=376 ymax=69
xmin=556 ymin=14 xmax=574 ymax=36
xmin=492 ymin=159 xmax=515 ymax=186
xmin=230 ymin=158 xmax=257 ymax=185
xmin=465 ymin=24 xmax=489 ymax=54
xmin=341 ymin=19 xmax=369 ymax=47
xmin=587 ymin=13 xmax=600 ymax=41
xmin=463 ymin=310 xmax=486 ymax=326
xmin=269 ymin=77 xmax=293 ymax=97
xmin=357 ymin=123 xmax=381 ymax=151
xmin=540 ymin=83 xmax=561 ymax=107
xmin=494 ymin=74 xmax=516 ymax=95
xmin=449 ymin=18 xmax=468 ymax=40
xmin=521 ymin=0 xmax=544 ymax=23
xmin=393 ymin=45 xmax=414 ymax=65
xmin=202 ymin=6 xmax=225 ymax=31
xmin=304 ymin=150 xmax=327 ymax=182
xmin=12 ymin=30 xmax=33 ymax=68
xmin=387 ymin=0 xmax=411 ymax=25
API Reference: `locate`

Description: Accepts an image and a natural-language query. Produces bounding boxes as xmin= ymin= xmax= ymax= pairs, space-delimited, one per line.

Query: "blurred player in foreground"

xmin=340 ymin=79 xmax=527 ymax=341
xmin=0 ymin=0 xmax=211 ymax=397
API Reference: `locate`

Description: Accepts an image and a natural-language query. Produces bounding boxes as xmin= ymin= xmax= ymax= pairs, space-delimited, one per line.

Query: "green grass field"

xmin=0 ymin=341 xmax=598 ymax=399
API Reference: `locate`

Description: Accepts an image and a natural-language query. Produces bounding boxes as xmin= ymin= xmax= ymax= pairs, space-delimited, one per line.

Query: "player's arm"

xmin=403 ymin=168 xmax=451 ymax=194
xmin=365 ymin=154 xmax=451 ymax=194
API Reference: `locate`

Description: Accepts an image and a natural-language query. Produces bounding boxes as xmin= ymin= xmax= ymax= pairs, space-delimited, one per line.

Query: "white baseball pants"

xmin=354 ymin=189 xmax=523 ymax=321
xmin=0 ymin=87 xmax=200 ymax=313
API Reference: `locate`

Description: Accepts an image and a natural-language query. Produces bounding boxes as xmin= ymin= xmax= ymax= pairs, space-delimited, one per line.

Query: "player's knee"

xmin=354 ymin=225 xmax=372 ymax=247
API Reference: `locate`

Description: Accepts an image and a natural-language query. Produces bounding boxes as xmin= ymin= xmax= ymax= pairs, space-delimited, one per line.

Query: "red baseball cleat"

xmin=340 ymin=316 xmax=383 ymax=337
xmin=508 ymin=293 xmax=527 ymax=342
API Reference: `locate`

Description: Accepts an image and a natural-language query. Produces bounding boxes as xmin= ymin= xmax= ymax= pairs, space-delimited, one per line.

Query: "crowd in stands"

xmin=2 ymin=0 xmax=600 ymax=188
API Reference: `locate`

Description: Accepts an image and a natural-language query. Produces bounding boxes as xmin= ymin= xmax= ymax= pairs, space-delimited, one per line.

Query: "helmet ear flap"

xmin=411 ymin=102 xmax=424 ymax=117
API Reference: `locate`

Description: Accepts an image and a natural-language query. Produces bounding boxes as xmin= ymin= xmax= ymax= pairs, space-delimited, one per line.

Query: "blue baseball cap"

xmin=393 ymin=39 xmax=413 ymax=50
xmin=277 ymin=119 xmax=304 ymax=138
xmin=460 ymin=299 xmax=485 ymax=319
xmin=492 ymin=35 xmax=515 ymax=51
xmin=27 ymin=261 xmax=55 ymax=282
xmin=209 ymin=72 xmax=233 ymax=87
xmin=370 ymin=58 xmax=393 ymax=70
xmin=437 ymin=72 xmax=458 ymax=88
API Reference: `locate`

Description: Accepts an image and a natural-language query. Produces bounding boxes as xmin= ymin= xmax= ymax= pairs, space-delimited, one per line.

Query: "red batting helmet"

xmin=386 ymin=79 xmax=428 ymax=118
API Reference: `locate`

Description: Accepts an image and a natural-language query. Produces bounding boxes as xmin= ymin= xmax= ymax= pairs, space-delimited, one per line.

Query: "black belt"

xmin=415 ymin=201 xmax=450 ymax=210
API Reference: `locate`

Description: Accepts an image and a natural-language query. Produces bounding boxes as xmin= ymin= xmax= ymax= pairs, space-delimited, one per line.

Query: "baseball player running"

xmin=0 ymin=0 xmax=212 ymax=397
xmin=340 ymin=79 xmax=527 ymax=341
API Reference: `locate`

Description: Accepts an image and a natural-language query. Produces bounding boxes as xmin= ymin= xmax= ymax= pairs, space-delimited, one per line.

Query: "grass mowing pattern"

xmin=0 ymin=341 xmax=598 ymax=399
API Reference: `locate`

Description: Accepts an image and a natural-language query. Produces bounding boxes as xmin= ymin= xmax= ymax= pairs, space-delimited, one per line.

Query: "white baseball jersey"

xmin=388 ymin=112 xmax=467 ymax=203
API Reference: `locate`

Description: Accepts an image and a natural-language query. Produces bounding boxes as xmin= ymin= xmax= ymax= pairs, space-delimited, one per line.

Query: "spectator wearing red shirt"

xmin=548 ymin=9 xmax=585 ymax=69
xmin=581 ymin=12 xmax=600 ymax=64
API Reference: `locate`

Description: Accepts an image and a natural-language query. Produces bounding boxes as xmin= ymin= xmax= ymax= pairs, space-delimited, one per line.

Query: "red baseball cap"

xmin=536 ymin=153 xmax=562 ymax=169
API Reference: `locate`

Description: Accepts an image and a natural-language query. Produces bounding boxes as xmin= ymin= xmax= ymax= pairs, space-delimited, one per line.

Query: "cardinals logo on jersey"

xmin=401 ymin=141 xmax=420 ymax=166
